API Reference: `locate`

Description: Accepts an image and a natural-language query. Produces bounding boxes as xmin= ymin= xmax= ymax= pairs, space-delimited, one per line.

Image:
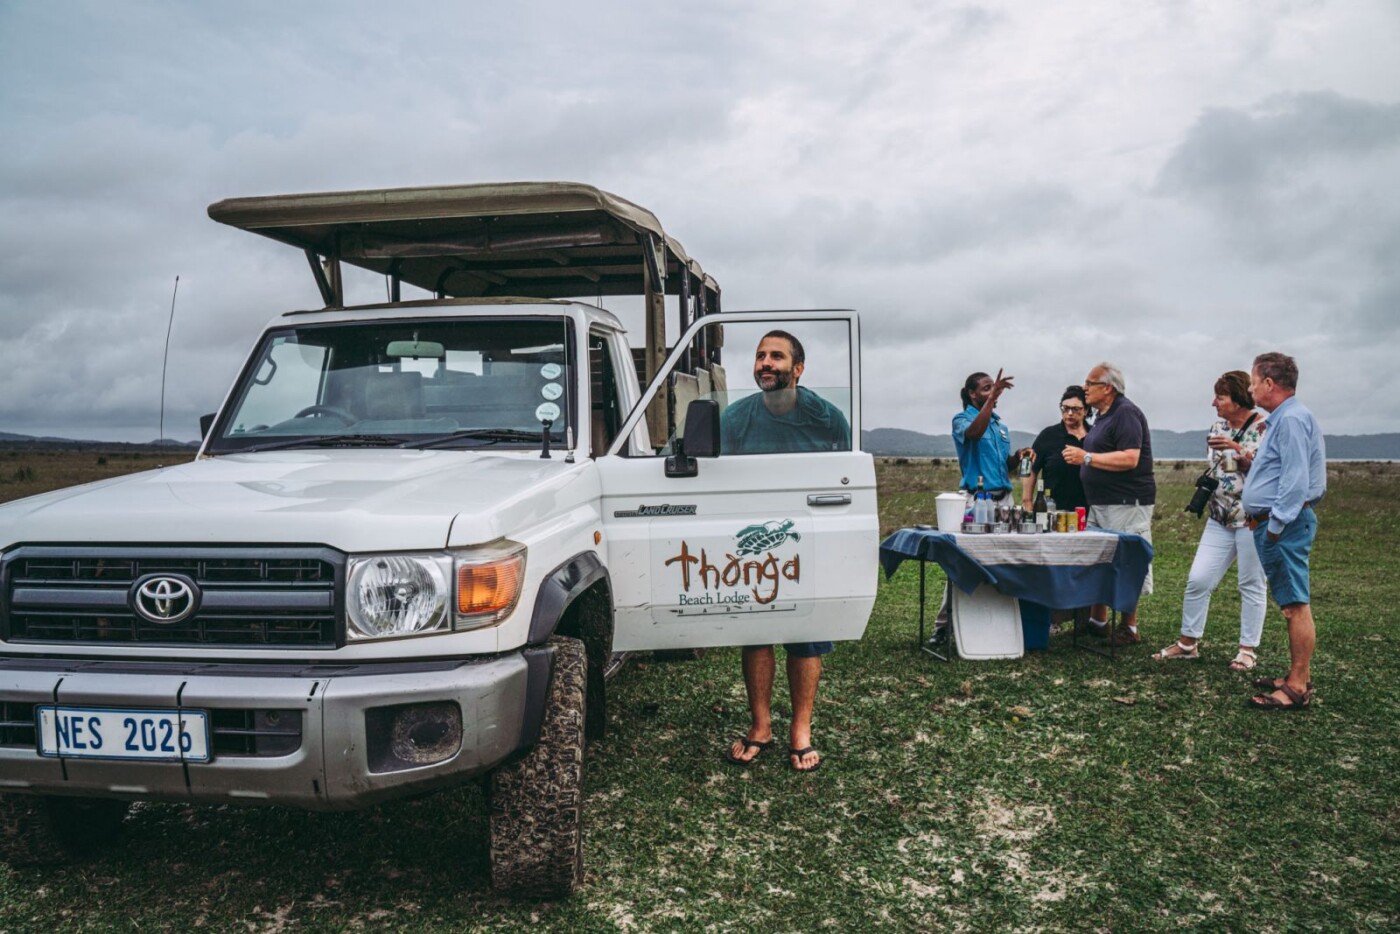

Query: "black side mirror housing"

xmin=682 ymin=399 xmax=721 ymax=458
xmin=665 ymin=399 xmax=721 ymax=478
xmin=199 ymin=413 xmax=216 ymax=440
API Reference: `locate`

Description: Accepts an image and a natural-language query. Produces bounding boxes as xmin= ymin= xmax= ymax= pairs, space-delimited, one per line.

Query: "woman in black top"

xmin=1023 ymin=386 xmax=1091 ymax=512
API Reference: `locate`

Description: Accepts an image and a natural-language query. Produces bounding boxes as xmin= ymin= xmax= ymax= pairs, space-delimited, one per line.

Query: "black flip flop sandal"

xmin=724 ymin=738 xmax=773 ymax=766
xmin=789 ymin=746 xmax=823 ymax=773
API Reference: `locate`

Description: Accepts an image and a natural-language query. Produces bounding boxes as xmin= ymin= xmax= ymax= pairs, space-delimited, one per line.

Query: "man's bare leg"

xmin=1260 ymin=603 xmax=1315 ymax=702
xmin=787 ymin=654 xmax=822 ymax=771
xmin=728 ymin=646 xmax=776 ymax=763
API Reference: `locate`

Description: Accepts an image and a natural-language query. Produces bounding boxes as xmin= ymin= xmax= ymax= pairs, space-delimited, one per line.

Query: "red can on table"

xmin=1076 ymin=507 xmax=1087 ymax=531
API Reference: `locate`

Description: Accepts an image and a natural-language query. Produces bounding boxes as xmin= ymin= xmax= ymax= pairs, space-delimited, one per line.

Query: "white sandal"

xmin=1228 ymin=648 xmax=1258 ymax=671
xmin=1152 ymin=640 xmax=1200 ymax=661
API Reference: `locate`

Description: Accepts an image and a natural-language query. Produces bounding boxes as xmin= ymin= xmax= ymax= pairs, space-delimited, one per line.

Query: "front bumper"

xmin=0 ymin=651 xmax=547 ymax=811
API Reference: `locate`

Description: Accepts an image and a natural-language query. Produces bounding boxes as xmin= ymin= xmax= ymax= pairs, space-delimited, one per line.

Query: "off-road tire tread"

xmin=0 ymin=794 xmax=129 ymax=865
xmin=488 ymin=635 xmax=586 ymax=898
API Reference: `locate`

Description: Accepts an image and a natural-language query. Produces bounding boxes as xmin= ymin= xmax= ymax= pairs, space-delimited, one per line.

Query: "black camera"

xmin=1184 ymin=472 xmax=1219 ymax=518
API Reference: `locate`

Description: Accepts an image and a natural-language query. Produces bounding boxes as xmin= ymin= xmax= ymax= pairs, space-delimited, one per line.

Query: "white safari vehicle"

xmin=0 ymin=183 xmax=878 ymax=897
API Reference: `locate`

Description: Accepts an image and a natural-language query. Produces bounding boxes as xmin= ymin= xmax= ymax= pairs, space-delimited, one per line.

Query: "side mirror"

xmin=682 ymin=399 xmax=721 ymax=458
xmin=665 ymin=400 xmax=720 ymax=478
xmin=199 ymin=413 xmax=216 ymax=439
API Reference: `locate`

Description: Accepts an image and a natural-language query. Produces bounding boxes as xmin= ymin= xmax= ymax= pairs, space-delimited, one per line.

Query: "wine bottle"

xmin=1034 ymin=478 xmax=1048 ymax=533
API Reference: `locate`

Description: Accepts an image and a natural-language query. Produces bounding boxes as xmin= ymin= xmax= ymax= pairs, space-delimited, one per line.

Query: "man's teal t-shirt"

xmin=720 ymin=387 xmax=851 ymax=454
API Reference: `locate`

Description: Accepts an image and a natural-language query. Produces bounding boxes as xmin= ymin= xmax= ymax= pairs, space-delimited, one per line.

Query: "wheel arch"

xmin=526 ymin=552 xmax=614 ymax=742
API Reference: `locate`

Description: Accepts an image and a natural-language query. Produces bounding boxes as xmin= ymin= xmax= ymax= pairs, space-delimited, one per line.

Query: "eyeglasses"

xmin=1083 ymin=380 xmax=1107 ymax=388
xmin=1060 ymin=405 xmax=1085 ymax=414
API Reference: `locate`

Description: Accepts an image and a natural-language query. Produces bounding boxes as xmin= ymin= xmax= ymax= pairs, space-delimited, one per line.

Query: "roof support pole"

xmin=305 ymin=249 xmax=336 ymax=307
xmin=678 ymin=269 xmax=693 ymax=375
xmin=641 ymin=234 xmax=668 ymax=445
xmin=326 ymin=256 xmax=343 ymax=307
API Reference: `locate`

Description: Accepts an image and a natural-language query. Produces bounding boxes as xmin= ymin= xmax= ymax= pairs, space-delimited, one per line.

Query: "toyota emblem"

xmin=130 ymin=574 xmax=200 ymax=624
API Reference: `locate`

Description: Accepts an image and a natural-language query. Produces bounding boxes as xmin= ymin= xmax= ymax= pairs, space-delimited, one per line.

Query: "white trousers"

xmin=1180 ymin=518 xmax=1267 ymax=646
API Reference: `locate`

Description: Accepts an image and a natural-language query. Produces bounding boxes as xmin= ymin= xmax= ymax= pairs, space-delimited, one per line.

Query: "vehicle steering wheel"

xmin=293 ymin=405 xmax=358 ymax=424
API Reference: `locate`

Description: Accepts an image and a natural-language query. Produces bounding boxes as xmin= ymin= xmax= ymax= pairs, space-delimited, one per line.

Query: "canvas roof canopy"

xmin=207 ymin=181 xmax=720 ymax=308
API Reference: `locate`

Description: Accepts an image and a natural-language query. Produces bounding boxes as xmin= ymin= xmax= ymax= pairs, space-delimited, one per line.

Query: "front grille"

xmin=0 ymin=702 xmax=36 ymax=747
xmin=0 ymin=702 xmax=301 ymax=757
xmin=2 ymin=547 xmax=343 ymax=649
xmin=210 ymin=708 xmax=304 ymax=757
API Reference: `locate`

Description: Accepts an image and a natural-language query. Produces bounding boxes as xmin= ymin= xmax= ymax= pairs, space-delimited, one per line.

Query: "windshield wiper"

xmin=229 ymin=434 xmax=415 ymax=453
xmin=403 ymin=428 xmax=551 ymax=450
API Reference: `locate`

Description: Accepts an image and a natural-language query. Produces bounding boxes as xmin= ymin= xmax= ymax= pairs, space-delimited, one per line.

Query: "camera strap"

xmin=1230 ymin=412 xmax=1258 ymax=443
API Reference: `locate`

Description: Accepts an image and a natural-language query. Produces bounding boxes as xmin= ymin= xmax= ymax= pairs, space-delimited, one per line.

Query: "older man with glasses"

xmin=1062 ymin=362 xmax=1156 ymax=644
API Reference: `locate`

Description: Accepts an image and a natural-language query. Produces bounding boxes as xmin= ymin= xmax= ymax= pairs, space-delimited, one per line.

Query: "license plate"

xmin=36 ymin=706 xmax=210 ymax=762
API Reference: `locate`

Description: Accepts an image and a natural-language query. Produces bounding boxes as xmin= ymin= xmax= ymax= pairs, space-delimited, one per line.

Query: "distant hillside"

xmin=861 ymin=428 xmax=1400 ymax=460
xmin=0 ymin=432 xmax=198 ymax=451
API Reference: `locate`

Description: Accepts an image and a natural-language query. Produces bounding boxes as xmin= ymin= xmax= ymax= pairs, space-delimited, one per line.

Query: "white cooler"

xmin=951 ymin=583 xmax=1024 ymax=659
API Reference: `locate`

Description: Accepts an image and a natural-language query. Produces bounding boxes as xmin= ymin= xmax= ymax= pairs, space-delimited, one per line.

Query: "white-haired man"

xmin=1062 ymin=362 xmax=1156 ymax=643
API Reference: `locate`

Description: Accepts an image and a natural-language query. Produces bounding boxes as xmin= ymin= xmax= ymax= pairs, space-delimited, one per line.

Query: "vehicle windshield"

xmin=208 ymin=317 xmax=575 ymax=452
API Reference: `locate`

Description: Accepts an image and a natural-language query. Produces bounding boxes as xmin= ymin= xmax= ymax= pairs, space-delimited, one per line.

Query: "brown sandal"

xmin=1251 ymin=675 xmax=1313 ymax=692
xmin=1248 ymin=682 xmax=1313 ymax=711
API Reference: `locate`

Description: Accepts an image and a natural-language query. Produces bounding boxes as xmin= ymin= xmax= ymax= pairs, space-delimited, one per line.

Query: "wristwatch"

xmin=1083 ymin=453 xmax=1094 ymax=467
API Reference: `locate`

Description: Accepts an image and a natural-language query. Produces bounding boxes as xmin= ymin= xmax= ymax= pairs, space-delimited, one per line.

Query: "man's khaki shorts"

xmin=1088 ymin=502 xmax=1155 ymax=596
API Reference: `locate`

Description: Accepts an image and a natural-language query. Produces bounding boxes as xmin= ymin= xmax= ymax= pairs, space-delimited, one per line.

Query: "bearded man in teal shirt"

xmin=720 ymin=330 xmax=849 ymax=773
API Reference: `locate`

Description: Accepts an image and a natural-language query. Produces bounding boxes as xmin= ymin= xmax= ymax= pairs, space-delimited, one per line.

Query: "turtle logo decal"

xmin=734 ymin=519 xmax=800 ymax=556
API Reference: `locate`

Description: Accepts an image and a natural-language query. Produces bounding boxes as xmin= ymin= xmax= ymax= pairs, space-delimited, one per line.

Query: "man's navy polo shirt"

xmin=1080 ymin=394 xmax=1156 ymax=506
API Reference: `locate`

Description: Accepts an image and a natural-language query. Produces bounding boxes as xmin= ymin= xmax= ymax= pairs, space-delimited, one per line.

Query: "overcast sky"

xmin=2 ymin=0 xmax=1398 ymax=443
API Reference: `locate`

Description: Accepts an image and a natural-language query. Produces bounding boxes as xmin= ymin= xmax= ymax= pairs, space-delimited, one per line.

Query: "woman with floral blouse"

xmin=1153 ymin=371 xmax=1269 ymax=669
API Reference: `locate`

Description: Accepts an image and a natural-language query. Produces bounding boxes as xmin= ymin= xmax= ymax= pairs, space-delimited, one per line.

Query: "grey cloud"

xmin=1157 ymin=92 xmax=1400 ymax=198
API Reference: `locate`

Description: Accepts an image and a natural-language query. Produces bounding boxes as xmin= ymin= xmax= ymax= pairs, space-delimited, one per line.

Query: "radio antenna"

xmin=159 ymin=276 xmax=180 ymax=445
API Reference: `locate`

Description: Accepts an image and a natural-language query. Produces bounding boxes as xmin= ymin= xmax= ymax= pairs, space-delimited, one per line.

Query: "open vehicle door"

xmin=597 ymin=311 xmax=878 ymax=652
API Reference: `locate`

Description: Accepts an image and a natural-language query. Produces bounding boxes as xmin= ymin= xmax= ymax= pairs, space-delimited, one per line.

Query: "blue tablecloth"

xmin=879 ymin=528 xmax=1153 ymax=613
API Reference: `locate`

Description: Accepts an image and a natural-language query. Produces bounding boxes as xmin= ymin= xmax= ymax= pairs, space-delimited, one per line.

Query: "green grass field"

xmin=1 ymin=453 xmax=1397 ymax=931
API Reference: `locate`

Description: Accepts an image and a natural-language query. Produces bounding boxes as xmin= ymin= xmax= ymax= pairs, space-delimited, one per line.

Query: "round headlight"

xmin=347 ymin=555 xmax=448 ymax=640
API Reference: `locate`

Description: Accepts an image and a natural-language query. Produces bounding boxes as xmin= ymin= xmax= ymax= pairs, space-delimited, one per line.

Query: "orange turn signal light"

xmin=456 ymin=552 xmax=526 ymax=619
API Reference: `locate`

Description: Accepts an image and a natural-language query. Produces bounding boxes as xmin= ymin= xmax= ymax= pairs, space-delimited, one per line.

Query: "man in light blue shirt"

xmin=1241 ymin=352 xmax=1326 ymax=711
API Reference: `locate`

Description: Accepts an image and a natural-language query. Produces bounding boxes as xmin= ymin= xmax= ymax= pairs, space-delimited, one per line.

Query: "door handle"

xmin=807 ymin=494 xmax=851 ymax=506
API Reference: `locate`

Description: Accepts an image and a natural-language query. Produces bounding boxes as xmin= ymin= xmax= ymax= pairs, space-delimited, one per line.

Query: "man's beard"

xmin=756 ymin=368 xmax=793 ymax=392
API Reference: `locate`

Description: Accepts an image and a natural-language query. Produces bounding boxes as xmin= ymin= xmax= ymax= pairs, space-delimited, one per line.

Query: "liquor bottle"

xmin=1034 ymin=478 xmax=1049 ymax=533
xmin=974 ymin=475 xmax=988 ymax=524
xmin=1045 ymin=490 xmax=1057 ymax=532
xmin=1018 ymin=451 xmax=1032 ymax=477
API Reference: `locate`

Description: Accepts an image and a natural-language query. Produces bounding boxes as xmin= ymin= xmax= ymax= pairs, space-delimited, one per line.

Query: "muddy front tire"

xmin=0 ymin=794 xmax=130 ymax=866
xmin=488 ymin=636 xmax=586 ymax=898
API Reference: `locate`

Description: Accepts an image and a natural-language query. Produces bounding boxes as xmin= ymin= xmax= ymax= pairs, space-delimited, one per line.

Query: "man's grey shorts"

xmin=1088 ymin=503 xmax=1155 ymax=596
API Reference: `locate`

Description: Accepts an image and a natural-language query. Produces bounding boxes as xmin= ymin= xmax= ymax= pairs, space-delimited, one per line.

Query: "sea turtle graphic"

xmin=734 ymin=519 xmax=800 ymax=556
